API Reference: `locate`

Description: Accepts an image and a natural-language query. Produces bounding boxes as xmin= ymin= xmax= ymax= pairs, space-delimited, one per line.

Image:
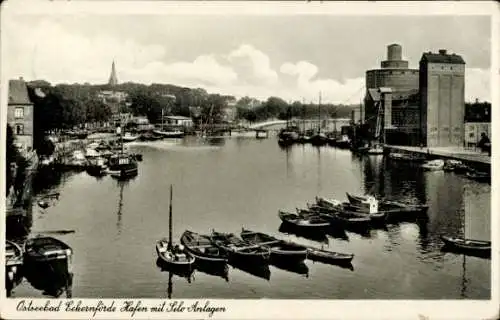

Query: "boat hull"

xmin=180 ymin=231 xmax=228 ymax=265
xmin=156 ymin=241 xmax=196 ymax=271
xmin=441 ymin=235 xmax=491 ymax=257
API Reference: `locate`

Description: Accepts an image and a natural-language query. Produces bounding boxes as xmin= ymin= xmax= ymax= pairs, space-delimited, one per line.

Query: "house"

xmin=7 ymin=78 xmax=34 ymax=151
xmin=163 ymin=116 xmax=193 ymax=128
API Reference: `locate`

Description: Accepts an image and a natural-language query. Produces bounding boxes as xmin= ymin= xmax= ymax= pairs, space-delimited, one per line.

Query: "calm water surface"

xmin=12 ymin=136 xmax=491 ymax=299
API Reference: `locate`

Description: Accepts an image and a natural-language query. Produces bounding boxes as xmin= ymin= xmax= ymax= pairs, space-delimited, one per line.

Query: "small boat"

xmin=315 ymin=197 xmax=385 ymax=222
xmin=24 ymin=236 xmax=72 ymax=262
xmin=310 ymin=133 xmax=328 ymax=146
xmin=306 ymin=205 xmax=372 ymax=228
xmin=466 ymin=170 xmax=490 ymax=183
xmin=388 ymin=152 xmax=427 ymax=162
xmin=306 ymin=247 xmax=354 ymax=265
xmin=108 ymin=153 xmax=138 ymax=179
xmin=335 ymin=135 xmax=351 ymax=149
xmin=441 ymin=235 xmax=491 ymax=256
xmin=86 ymin=157 xmax=108 ymax=177
xmin=210 ymin=231 xmax=271 ymax=265
xmin=240 ymin=229 xmax=308 ymax=263
xmin=156 ymin=186 xmax=196 ymax=270
xmin=421 ymin=159 xmax=445 ymax=171
xmin=5 ymin=241 xmax=23 ymax=295
xmin=278 ymin=210 xmax=331 ymax=231
xmin=153 ymin=129 xmax=184 ymax=138
xmin=38 ymin=200 xmax=50 ymax=209
xmin=346 ymin=193 xmax=428 ymax=214
xmin=367 ymin=145 xmax=384 ymax=155
xmin=180 ymin=230 xmax=228 ymax=264
xmin=443 ymin=160 xmax=466 ymax=172
xmin=121 ymin=132 xmax=139 ymax=142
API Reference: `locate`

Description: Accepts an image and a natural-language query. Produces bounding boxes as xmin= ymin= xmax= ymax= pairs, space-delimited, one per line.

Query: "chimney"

xmin=439 ymin=49 xmax=447 ymax=55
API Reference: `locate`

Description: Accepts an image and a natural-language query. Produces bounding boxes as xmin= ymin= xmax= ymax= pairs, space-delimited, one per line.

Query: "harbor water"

xmin=11 ymin=136 xmax=490 ymax=299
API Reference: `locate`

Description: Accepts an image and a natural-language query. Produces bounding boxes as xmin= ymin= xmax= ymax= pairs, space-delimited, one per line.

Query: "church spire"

xmin=108 ymin=60 xmax=118 ymax=86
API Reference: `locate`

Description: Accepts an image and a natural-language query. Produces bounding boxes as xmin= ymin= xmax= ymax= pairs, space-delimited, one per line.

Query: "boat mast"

xmin=168 ymin=185 xmax=173 ymax=249
xmin=302 ymin=98 xmax=306 ymax=133
xmin=318 ymin=91 xmax=322 ymax=134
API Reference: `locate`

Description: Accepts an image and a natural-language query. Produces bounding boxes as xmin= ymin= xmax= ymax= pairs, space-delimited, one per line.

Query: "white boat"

xmin=421 ymin=159 xmax=445 ymax=171
xmin=367 ymin=145 xmax=384 ymax=155
xmin=122 ymin=133 xmax=139 ymax=142
xmin=153 ymin=129 xmax=184 ymax=138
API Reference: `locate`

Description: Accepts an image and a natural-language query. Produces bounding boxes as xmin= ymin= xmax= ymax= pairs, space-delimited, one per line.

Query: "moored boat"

xmin=121 ymin=132 xmax=139 ymax=142
xmin=210 ymin=231 xmax=271 ymax=265
xmin=108 ymin=153 xmax=138 ymax=179
xmin=466 ymin=170 xmax=490 ymax=183
xmin=5 ymin=240 xmax=23 ymax=295
xmin=306 ymin=247 xmax=354 ymax=265
xmin=421 ymin=159 xmax=445 ymax=171
xmin=443 ymin=160 xmax=469 ymax=173
xmin=24 ymin=236 xmax=72 ymax=263
xmin=278 ymin=210 xmax=331 ymax=231
xmin=156 ymin=186 xmax=196 ymax=271
xmin=180 ymin=230 xmax=228 ymax=265
xmin=346 ymin=192 xmax=428 ymax=214
xmin=440 ymin=235 xmax=490 ymax=257
xmin=388 ymin=152 xmax=427 ymax=162
xmin=240 ymin=229 xmax=308 ymax=263
xmin=153 ymin=129 xmax=184 ymax=138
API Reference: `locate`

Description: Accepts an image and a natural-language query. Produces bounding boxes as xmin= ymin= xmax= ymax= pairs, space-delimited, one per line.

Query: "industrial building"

xmin=419 ymin=50 xmax=466 ymax=147
xmin=364 ymin=44 xmax=421 ymax=146
xmin=363 ymin=44 xmax=466 ymax=148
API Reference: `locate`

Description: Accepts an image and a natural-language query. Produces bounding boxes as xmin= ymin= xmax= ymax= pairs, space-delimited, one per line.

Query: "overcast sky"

xmin=3 ymin=14 xmax=491 ymax=103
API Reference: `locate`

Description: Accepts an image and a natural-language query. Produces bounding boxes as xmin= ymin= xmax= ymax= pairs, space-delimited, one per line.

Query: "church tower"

xmin=108 ymin=60 xmax=118 ymax=86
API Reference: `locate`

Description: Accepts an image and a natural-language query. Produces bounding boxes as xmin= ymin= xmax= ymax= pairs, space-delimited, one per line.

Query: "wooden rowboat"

xmin=210 ymin=231 xmax=271 ymax=265
xmin=240 ymin=229 xmax=307 ymax=263
xmin=180 ymin=230 xmax=228 ymax=264
xmin=441 ymin=235 xmax=491 ymax=256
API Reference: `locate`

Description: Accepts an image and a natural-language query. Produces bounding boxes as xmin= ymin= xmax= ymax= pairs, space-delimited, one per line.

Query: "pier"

xmin=385 ymin=145 xmax=491 ymax=167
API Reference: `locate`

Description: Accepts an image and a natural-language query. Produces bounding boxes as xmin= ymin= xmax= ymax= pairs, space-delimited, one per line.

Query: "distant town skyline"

xmin=3 ymin=13 xmax=492 ymax=103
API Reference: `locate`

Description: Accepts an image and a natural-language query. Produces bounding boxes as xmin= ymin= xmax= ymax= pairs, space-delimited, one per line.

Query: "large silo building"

xmin=419 ymin=50 xmax=466 ymax=147
xmin=364 ymin=44 xmax=421 ymax=146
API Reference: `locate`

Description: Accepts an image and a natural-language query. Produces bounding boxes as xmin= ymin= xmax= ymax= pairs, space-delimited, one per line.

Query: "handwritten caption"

xmin=17 ymin=300 xmax=226 ymax=318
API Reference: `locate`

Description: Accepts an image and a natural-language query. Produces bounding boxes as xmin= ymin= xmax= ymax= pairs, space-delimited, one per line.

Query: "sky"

xmin=3 ymin=13 xmax=492 ymax=104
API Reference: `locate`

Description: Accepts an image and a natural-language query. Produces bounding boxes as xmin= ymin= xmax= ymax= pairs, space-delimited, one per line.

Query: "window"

xmin=15 ymin=124 xmax=24 ymax=135
xmin=15 ymin=107 xmax=24 ymax=118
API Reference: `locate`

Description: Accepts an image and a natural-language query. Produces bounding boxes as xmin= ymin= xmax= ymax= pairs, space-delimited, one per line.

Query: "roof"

xmin=8 ymin=79 xmax=32 ymax=105
xmin=420 ymin=51 xmax=465 ymax=64
xmin=165 ymin=116 xmax=192 ymax=120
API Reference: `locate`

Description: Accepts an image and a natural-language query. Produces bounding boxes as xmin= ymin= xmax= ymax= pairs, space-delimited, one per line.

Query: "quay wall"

xmin=384 ymin=145 xmax=490 ymax=171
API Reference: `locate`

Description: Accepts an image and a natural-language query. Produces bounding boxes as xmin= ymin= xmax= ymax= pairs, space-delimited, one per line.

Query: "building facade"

xmin=364 ymin=44 xmax=420 ymax=145
xmin=164 ymin=116 xmax=194 ymax=127
xmin=419 ymin=50 xmax=465 ymax=147
xmin=7 ymin=78 xmax=34 ymax=151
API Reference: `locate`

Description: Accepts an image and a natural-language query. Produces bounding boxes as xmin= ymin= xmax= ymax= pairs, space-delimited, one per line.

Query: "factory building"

xmin=364 ymin=44 xmax=466 ymax=148
xmin=419 ymin=50 xmax=466 ymax=147
xmin=364 ymin=44 xmax=420 ymax=145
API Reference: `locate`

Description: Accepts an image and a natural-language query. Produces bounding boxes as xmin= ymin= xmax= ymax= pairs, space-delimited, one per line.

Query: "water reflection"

xmin=271 ymin=260 xmax=309 ymax=277
xmin=156 ymin=258 xmax=194 ymax=299
xmin=278 ymin=223 xmax=329 ymax=244
xmin=229 ymin=260 xmax=271 ymax=281
xmin=23 ymin=260 xmax=73 ymax=298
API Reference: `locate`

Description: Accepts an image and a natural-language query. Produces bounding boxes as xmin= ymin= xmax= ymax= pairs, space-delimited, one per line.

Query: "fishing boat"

xmin=278 ymin=210 xmax=331 ymax=231
xmin=441 ymin=236 xmax=490 ymax=257
xmin=210 ymin=231 xmax=271 ymax=265
xmin=310 ymin=92 xmax=328 ymax=147
xmin=335 ymin=135 xmax=351 ymax=149
xmin=306 ymin=247 xmax=354 ymax=265
xmin=315 ymin=197 xmax=385 ymax=222
xmin=466 ymin=170 xmax=490 ymax=183
xmin=120 ymin=132 xmax=139 ymax=142
xmin=240 ymin=229 xmax=308 ymax=263
xmin=108 ymin=153 xmax=138 ymax=179
xmin=180 ymin=230 xmax=228 ymax=265
xmin=153 ymin=129 xmax=185 ymax=138
xmin=305 ymin=205 xmax=372 ymax=229
xmin=5 ymin=240 xmax=23 ymax=295
xmin=421 ymin=159 xmax=445 ymax=171
xmin=86 ymin=157 xmax=108 ymax=177
xmin=156 ymin=185 xmax=196 ymax=270
xmin=346 ymin=192 xmax=428 ymax=214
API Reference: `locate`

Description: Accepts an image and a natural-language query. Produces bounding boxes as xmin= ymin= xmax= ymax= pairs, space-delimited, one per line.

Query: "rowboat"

xmin=306 ymin=247 xmax=354 ymax=265
xmin=441 ymin=235 xmax=491 ymax=257
xmin=278 ymin=210 xmax=331 ymax=231
xmin=156 ymin=186 xmax=196 ymax=271
xmin=240 ymin=229 xmax=307 ymax=263
xmin=421 ymin=159 xmax=445 ymax=171
xmin=443 ymin=160 xmax=469 ymax=173
xmin=312 ymin=199 xmax=386 ymax=222
xmin=180 ymin=230 xmax=228 ymax=264
xmin=24 ymin=236 xmax=72 ymax=263
xmin=5 ymin=241 xmax=23 ymax=295
xmin=210 ymin=231 xmax=271 ymax=265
